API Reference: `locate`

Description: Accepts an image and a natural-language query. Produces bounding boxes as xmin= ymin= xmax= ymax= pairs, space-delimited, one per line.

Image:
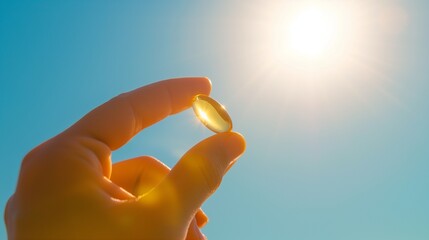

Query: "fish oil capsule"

xmin=192 ymin=94 xmax=233 ymax=133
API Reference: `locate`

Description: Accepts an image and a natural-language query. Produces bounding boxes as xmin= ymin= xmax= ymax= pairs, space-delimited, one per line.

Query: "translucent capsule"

xmin=192 ymin=94 xmax=233 ymax=133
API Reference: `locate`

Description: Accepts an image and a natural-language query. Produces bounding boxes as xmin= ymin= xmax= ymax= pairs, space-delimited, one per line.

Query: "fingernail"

xmin=226 ymin=159 xmax=238 ymax=173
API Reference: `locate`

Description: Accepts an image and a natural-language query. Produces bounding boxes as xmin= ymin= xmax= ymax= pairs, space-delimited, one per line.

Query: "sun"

xmin=288 ymin=8 xmax=338 ymax=58
xmin=252 ymin=2 xmax=371 ymax=76
xmin=268 ymin=4 xmax=347 ymax=64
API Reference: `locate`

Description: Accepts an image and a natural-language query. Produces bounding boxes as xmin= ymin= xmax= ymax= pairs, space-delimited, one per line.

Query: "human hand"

xmin=5 ymin=77 xmax=246 ymax=240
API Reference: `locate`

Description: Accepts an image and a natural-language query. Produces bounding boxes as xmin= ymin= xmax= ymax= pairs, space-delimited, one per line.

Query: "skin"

xmin=4 ymin=77 xmax=246 ymax=240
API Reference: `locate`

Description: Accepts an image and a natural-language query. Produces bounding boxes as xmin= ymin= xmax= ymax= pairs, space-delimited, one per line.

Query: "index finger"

xmin=67 ymin=77 xmax=211 ymax=150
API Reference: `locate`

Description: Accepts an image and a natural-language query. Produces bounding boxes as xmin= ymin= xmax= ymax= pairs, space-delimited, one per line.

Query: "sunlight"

xmin=197 ymin=108 xmax=209 ymax=122
xmin=218 ymin=0 xmax=404 ymax=127
xmin=267 ymin=3 xmax=354 ymax=67
xmin=288 ymin=7 xmax=338 ymax=58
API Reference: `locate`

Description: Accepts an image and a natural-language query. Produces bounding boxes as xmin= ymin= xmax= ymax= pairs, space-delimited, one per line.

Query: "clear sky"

xmin=1 ymin=0 xmax=429 ymax=239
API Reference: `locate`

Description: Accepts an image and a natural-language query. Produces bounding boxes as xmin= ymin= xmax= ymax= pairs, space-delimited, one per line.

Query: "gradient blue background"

xmin=1 ymin=0 xmax=429 ymax=239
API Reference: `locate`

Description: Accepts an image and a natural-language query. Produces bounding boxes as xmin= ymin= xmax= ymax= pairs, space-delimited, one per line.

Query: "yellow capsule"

xmin=192 ymin=94 xmax=233 ymax=133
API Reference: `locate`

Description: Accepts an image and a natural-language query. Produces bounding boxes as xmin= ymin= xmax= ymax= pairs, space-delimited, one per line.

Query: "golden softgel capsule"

xmin=192 ymin=94 xmax=233 ymax=133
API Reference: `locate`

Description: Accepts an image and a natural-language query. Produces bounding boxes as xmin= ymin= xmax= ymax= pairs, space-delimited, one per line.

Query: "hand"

xmin=5 ymin=77 xmax=246 ymax=240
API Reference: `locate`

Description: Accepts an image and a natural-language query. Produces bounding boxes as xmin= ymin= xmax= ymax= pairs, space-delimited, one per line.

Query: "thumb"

xmin=147 ymin=132 xmax=245 ymax=220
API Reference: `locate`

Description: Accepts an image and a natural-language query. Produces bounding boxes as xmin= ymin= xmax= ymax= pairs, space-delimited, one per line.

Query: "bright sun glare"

xmin=288 ymin=8 xmax=338 ymax=58
xmin=242 ymin=1 xmax=405 ymax=124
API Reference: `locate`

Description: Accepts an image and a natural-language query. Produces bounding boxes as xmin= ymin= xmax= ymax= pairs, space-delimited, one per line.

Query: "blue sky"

xmin=1 ymin=0 xmax=429 ymax=239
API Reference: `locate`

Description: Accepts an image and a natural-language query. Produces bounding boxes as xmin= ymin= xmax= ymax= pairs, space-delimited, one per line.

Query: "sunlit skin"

xmin=4 ymin=77 xmax=246 ymax=240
